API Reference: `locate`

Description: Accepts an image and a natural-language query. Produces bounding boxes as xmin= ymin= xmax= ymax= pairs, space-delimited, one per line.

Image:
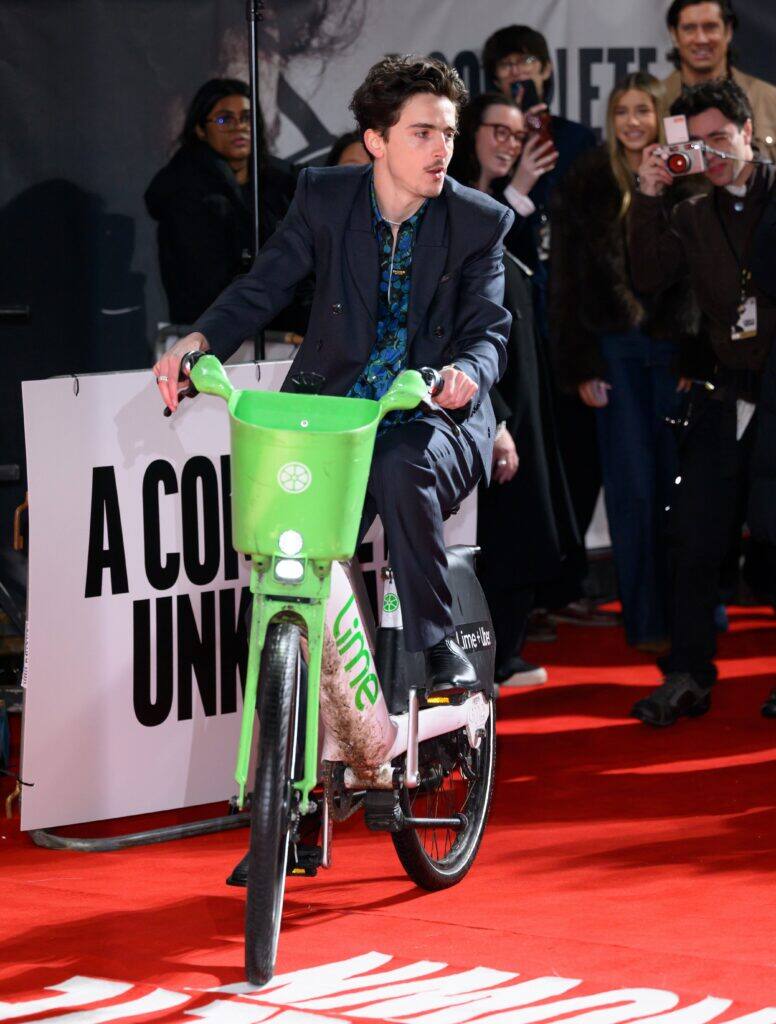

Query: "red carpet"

xmin=2 ymin=608 xmax=776 ymax=1020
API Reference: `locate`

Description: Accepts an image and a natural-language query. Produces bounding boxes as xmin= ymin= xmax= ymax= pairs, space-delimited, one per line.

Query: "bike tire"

xmin=391 ymin=697 xmax=496 ymax=890
xmin=245 ymin=621 xmax=302 ymax=986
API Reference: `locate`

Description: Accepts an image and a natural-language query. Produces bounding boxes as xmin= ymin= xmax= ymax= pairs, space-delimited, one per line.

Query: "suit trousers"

xmin=358 ymin=416 xmax=480 ymax=652
xmin=659 ymin=393 xmax=775 ymax=686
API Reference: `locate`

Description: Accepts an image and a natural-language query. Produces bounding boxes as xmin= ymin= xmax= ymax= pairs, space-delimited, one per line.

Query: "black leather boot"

xmin=426 ymin=635 xmax=478 ymax=690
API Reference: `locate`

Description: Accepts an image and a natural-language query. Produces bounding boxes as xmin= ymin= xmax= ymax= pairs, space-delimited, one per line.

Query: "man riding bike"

xmin=154 ymin=54 xmax=514 ymax=689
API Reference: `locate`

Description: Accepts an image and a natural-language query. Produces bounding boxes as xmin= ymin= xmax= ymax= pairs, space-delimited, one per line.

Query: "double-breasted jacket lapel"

xmin=407 ymin=190 xmax=449 ymax=351
xmin=344 ymin=171 xmax=378 ymax=326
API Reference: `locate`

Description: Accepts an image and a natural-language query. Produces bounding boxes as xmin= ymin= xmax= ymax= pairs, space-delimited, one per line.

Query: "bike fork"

xmin=235 ymin=564 xmax=329 ymax=814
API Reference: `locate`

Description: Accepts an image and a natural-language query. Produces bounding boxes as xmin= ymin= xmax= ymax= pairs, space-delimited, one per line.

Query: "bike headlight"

xmin=275 ymin=558 xmax=305 ymax=583
xmin=278 ymin=530 xmax=304 ymax=556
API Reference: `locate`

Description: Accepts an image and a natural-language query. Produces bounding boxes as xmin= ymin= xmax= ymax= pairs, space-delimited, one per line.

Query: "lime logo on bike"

xmin=455 ymin=620 xmax=494 ymax=651
xmin=277 ymin=462 xmax=312 ymax=494
xmin=383 ymin=593 xmax=400 ymax=614
xmin=332 ymin=594 xmax=379 ymax=710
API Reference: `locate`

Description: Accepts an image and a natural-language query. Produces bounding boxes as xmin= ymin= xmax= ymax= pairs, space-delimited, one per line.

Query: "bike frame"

xmin=235 ymin=555 xmax=490 ymax=813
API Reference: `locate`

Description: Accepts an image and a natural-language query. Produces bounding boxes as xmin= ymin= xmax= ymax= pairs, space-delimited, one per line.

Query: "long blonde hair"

xmin=606 ymin=72 xmax=666 ymax=219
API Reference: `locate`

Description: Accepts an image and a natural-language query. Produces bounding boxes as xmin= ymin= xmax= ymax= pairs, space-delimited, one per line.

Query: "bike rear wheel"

xmin=392 ymin=697 xmax=496 ymax=890
xmin=245 ymin=621 xmax=302 ymax=986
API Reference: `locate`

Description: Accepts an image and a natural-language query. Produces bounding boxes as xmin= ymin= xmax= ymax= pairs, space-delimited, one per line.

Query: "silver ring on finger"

xmin=157 ymin=375 xmax=169 ymax=383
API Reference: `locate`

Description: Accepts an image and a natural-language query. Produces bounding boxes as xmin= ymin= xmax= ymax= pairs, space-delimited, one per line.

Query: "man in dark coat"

xmin=153 ymin=55 xmax=513 ymax=687
xmin=628 ymin=78 xmax=776 ymax=724
xmin=749 ymin=184 xmax=776 ymax=716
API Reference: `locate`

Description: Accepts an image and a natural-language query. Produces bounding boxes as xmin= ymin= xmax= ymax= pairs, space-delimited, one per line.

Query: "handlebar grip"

xmin=418 ymin=366 xmax=444 ymax=396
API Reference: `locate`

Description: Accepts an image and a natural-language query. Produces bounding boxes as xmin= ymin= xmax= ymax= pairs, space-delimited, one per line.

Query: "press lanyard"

xmin=713 ymin=188 xmax=755 ymax=304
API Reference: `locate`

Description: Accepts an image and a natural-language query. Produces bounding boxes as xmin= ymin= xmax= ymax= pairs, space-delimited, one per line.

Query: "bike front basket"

xmin=227 ymin=389 xmax=380 ymax=559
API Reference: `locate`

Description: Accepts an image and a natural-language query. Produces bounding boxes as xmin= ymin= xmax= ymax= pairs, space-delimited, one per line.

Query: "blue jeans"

xmin=595 ymin=332 xmax=682 ymax=646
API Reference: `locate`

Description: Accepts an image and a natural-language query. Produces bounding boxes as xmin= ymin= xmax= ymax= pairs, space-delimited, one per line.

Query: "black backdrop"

xmin=0 ymin=0 xmax=773 ymax=542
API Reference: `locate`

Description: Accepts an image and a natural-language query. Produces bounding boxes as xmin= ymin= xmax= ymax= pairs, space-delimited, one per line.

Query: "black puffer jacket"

xmin=549 ymin=145 xmax=701 ymax=392
xmin=145 ymin=141 xmax=307 ymax=330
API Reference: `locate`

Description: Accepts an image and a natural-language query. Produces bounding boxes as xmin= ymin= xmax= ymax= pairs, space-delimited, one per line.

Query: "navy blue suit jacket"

xmin=193 ymin=164 xmax=514 ymax=480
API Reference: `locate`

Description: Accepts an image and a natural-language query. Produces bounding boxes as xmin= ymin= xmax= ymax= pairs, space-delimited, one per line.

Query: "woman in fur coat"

xmin=550 ymin=72 xmax=698 ymax=651
xmin=448 ymin=93 xmax=579 ymax=686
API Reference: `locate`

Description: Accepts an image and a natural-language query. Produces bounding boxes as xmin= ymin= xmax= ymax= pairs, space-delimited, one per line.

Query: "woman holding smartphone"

xmin=550 ymin=72 xmax=698 ymax=652
xmin=449 ymin=94 xmax=577 ymax=686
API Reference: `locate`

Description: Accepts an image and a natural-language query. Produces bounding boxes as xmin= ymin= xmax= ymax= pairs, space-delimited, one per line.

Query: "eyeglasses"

xmin=480 ymin=122 xmax=528 ymax=145
xmin=496 ymin=55 xmax=540 ymax=72
xmin=206 ymin=112 xmax=252 ymax=132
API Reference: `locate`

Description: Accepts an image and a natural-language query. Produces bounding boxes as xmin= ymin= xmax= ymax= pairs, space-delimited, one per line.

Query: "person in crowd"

xmin=746 ymin=179 xmax=776 ymax=716
xmin=664 ymin=1 xmax=776 ymax=623
xmin=662 ymin=0 xmax=776 ymax=164
xmin=628 ymin=77 xmax=776 ymax=725
xmin=145 ymin=78 xmax=307 ymax=334
xmin=482 ymin=23 xmax=614 ymax=633
xmin=482 ymin=24 xmax=596 ymax=273
xmin=448 ymin=93 xmax=578 ymax=686
xmin=550 ymin=73 xmax=700 ymax=653
xmin=326 ymin=131 xmax=370 ymax=167
xmin=154 ymin=55 xmax=514 ymax=692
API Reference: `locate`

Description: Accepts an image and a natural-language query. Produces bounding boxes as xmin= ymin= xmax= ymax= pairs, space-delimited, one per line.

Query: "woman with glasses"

xmin=550 ymin=72 xmax=699 ymax=653
xmin=448 ymin=94 xmax=578 ymax=687
xmin=145 ymin=78 xmax=304 ymax=331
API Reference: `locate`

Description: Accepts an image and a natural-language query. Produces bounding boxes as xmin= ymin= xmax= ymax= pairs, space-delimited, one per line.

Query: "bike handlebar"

xmin=163 ymin=356 xmax=456 ymax=435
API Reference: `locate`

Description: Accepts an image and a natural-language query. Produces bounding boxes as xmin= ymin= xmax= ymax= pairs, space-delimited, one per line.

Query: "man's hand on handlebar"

xmin=437 ymin=365 xmax=477 ymax=409
xmin=153 ymin=332 xmax=208 ymax=412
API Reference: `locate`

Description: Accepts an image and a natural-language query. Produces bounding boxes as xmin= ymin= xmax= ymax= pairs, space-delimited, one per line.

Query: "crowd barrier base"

xmin=28 ymin=810 xmax=250 ymax=852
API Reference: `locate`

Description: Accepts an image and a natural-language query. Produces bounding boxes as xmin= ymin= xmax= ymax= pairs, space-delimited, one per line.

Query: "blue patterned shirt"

xmin=347 ymin=177 xmax=427 ymax=428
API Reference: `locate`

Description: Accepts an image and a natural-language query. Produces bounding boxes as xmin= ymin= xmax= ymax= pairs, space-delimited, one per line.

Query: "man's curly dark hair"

xmin=670 ymin=77 xmax=753 ymax=129
xmin=349 ymin=55 xmax=468 ymax=141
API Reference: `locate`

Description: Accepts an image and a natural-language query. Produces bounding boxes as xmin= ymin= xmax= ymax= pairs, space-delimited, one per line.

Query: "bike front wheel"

xmin=245 ymin=621 xmax=302 ymax=986
xmin=392 ymin=697 xmax=496 ymax=890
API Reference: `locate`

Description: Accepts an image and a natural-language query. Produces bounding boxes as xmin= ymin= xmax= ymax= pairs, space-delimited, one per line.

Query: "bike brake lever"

xmin=162 ymin=350 xmax=205 ymax=417
xmin=162 ymin=381 xmax=197 ymax=417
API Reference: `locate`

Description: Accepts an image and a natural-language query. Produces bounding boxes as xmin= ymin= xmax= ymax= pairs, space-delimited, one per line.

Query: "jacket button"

xmin=433 ymin=325 xmax=444 ymax=337
xmin=332 ymin=303 xmax=343 ymax=315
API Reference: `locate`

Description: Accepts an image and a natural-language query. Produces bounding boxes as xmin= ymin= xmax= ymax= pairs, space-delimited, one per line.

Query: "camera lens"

xmin=667 ymin=152 xmax=689 ymax=175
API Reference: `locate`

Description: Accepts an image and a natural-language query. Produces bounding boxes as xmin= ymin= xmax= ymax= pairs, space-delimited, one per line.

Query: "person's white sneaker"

xmin=495 ymin=658 xmax=548 ymax=687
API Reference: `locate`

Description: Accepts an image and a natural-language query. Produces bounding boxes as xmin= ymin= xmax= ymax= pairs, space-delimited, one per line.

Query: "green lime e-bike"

xmin=185 ymin=353 xmax=497 ymax=987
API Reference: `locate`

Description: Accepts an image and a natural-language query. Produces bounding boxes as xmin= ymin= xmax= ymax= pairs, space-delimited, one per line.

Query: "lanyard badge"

xmin=731 ymin=268 xmax=758 ymax=341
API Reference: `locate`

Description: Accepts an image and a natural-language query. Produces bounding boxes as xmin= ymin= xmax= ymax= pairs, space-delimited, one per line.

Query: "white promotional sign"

xmin=268 ymin=0 xmax=672 ymax=162
xmin=20 ymin=363 xmax=475 ymax=831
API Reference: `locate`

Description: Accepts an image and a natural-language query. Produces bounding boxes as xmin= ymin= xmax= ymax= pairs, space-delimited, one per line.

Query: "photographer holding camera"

xmin=628 ymin=78 xmax=776 ymax=725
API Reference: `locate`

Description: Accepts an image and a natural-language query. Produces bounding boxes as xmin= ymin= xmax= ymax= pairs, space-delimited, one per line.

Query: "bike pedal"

xmin=287 ymin=844 xmax=323 ymax=877
xmin=364 ymin=790 xmax=404 ymax=832
xmin=421 ymin=686 xmax=472 ymax=707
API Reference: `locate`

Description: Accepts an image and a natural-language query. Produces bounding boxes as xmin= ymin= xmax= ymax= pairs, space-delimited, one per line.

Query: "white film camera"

xmin=656 ymin=114 xmax=708 ymax=177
